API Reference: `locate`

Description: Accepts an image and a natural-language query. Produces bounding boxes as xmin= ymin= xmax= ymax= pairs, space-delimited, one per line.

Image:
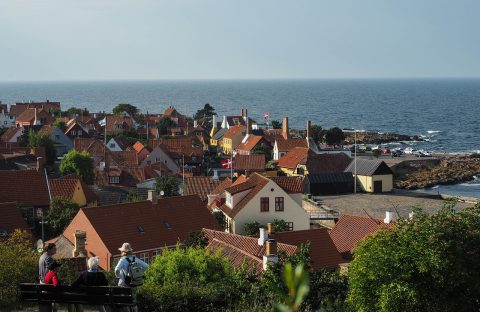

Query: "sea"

xmin=0 ymin=78 xmax=479 ymax=198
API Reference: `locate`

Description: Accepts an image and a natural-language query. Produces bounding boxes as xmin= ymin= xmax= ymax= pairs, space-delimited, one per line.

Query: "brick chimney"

xmin=282 ymin=116 xmax=289 ymax=140
xmin=306 ymin=120 xmax=312 ymax=138
xmin=267 ymin=223 xmax=274 ymax=235
xmin=148 ymin=189 xmax=158 ymax=204
xmin=262 ymin=239 xmax=279 ymax=270
xmin=73 ymin=230 xmax=87 ymax=257
xmin=36 ymin=157 xmax=44 ymax=173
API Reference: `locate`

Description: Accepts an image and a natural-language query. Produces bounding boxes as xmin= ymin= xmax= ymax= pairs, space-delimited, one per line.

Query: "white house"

xmin=106 ymin=137 xmax=130 ymax=152
xmin=209 ymin=173 xmax=310 ymax=234
xmin=0 ymin=107 xmax=15 ymax=128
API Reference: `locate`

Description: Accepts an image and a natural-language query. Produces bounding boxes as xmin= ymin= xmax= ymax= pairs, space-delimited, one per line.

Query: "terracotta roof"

xmin=49 ymin=177 xmax=98 ymax=204
xmin=277 ymin=148 xmax=352 ymax=173
xmin=0 ymin=170 xmax=50 ymax=206
xmin=225 ymin=179 xmax=256 ymax=195
xmin=65 ymin=120 xmax=89 ymax=135
xmin=236 ymin=135 xmax=264 ymax=152
xmin=225 ymin=116 xmax=246 ymax=127
xmin=329 ymin=214 xmax=388 ymax=260
xmin=79 ymin=195 xmax=218 ymax=255
xmin=277 ymin=147 xmax=309 ymax=169
xmin=210 ymin=178 xmax=232 ymax=195
xmin=38 ymin=125 xmax=57 ymax=134
xmin=1 ymin=127 xmax=23 ymax=143
xmin=223 ymin=125 xmax=246 ymax=140
xmin=0 ymin=202 xmax=30 ymax=235
xmin=105 ymin=115 xmax=134 ymax=133
xmin=203 ymin=228 xmax=297 ymax=272
xmin=269 ymin=176 xmax=304 ymax=193
xmin=73 ymin=138 xmax=96 ymax=152
xmin=16 ymin=108 xmax=53 ymax=123
xmin=184 ymin=177 xmax=221 ymax=201
xmin=275 ymin=137 xmax=307 ymax=152
xmin=164 ymin=106 xmax=179 ymax=117
xmin=132 ymin=141 xmax=146 ymax=153
xmin=219 ymin=173 xmax=270 ymax=218
xmin=274 ymin=229 xmax=345 ymax=269
xmin=234 ymin=154 xmax=265 ymax=171
xmin=111 ymin=151 xmax=139 ymax=167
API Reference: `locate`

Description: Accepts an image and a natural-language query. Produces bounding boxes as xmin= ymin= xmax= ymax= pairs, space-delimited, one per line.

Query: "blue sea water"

xmin=1 ymin=79 xmax=479 ymax=153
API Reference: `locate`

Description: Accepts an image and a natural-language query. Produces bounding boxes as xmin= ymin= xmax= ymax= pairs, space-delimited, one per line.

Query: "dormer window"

xmin=233 ymin=118 xmax=239 ymax=125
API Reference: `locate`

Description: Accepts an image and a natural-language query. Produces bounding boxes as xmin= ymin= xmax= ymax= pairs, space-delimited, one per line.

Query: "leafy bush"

xmin=46 ymin=197 xmax=80 ymax=239
xmin=243 ymin=221 xmax=261 ymax=236
xmin=60 ymin=150 xmax=95 ymax=185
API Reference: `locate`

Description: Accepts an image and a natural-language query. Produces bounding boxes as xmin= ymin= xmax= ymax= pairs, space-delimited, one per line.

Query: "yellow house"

xmin=49 ymin=177 xmax=98 ymax=207
xmin=210 ymin=128 xmax=227 ymax=148
xmin=344 ymin=159 xmax=393 ymax=193
xmin=222 ymin=125 xmax=246 ymax=155
xmin=209 ymin=173 xmax=310 ymax=234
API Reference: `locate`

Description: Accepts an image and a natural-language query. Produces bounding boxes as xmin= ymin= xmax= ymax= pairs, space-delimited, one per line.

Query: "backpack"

xmin=124 ymin=256 xmax=145 ymax=287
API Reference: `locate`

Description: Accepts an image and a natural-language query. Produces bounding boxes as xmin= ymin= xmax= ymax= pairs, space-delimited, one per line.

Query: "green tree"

xmin=271 ymin=120 xmax=282 ymax=129
xmin=272 ymin=219 xmax=290 ymax=232
xmin=194 ymin=103 xmax=217 ymax=126
xmin=28 ymin=129 xmax=56 ymax=165
xmin=243 ymin=221 xmax=261 ymax=236
xmin=60 ymin=150 xmax=95 ymax=185
xmin=45 ymin=197 xmax=80 ymax=239
xmin=275 ymin=263 xmax=310 ymax=312
xmin=310 ymin=124 xmax=323 ymax=143
xmin=112 ymin=103 xmax=138 ymax=117
xmin=212 ymin=211 xmax=226 ymax=230
xmin=156 ymin=117 xmax=176 ymax=135
xmin=126 ymin=189 xmax=142 ymax=202
xmin=53 ymin=120 xmax=67 ymax=131
xmin=66 ymin=107 xmax=88 ymax=117
xmin=348 ymin=205 xmax=480 ymax=312
xmin=325 ymin=127 xmax=345 ymax=146
xmin=0 ymin=230 xmax=38 ymax=307
xmin=155 ymin=176 xmax=180 ymax=197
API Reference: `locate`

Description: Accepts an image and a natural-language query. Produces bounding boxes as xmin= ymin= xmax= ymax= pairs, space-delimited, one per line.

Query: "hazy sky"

xmin=1 ymin=0 xmax=479 ymax=81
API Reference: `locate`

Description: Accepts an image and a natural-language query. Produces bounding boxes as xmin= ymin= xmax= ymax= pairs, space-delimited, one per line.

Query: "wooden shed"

xmin=303 ymin=173 xmax=354 ymax=196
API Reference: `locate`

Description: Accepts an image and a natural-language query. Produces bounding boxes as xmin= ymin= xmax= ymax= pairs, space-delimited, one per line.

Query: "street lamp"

xmin=36 ymin=208 xmax=47 ymax=242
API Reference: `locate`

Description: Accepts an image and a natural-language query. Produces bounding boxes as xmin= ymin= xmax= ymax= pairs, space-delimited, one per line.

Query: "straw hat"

xmin=118 ymin=242 xmax=133 ymax=253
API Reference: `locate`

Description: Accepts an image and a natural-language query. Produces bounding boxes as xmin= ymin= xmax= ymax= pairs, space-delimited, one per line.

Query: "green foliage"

xmin=243 ymin=221 xmax=261 ymax=236
xmin=155 ymin=176 xmax=180 ymax=197
xmin=325 ymin=127 xmax=345 ymax=146
xmin=272 ymin=219 xmax=290 ymax=232
xmin=194 ymin=103 xmax=217 ymax=126
xmin=251 ymin=146 xmax=272 ymax=161
xmin=275 ymin=263 xmax=310 ymax=312
xmin=53 ymin=120 xmax=67 ymax=131
xmin=60 ymin=150 xmax=95 ymax=185
xmin=46 ymin=197 xmax=80 ymax=239
xmin=212 ymin=210 xmax=226 ymax=230
xmin=139 ymin=246 xmax=241 ymax=311
xmin=28 ymin=129 xmax=56 ymax=165
xmin=156 ymin=117 xmax=176 ymax=135
xmin=126 ymin=190 xmax=142 ymax=202
xmin=307 ymin=269 xmax=352 ymax=312
xmin=266 ymin=160 xmax=278 ymax=171
xmin=182 ymin=231 xmax=209 ymax=248
xmin=66 ymin=107 xmax=88 ymax=117
xmin=311 ymin=124 xmax=323 ymax=143
xmin=348 ymin=205 xmax=480 ymax=312
xmin=50 ymin=108 xmax=62 ymax=117
xmin=112 ymin=103 xmax=138 ymax=117
xmin=0 ymin=230 xmax=37 ymax=307
xmin=271 ymin=120 xmax=282 ymax=129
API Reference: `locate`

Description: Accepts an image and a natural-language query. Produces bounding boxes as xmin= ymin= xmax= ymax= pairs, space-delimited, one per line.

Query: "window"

xmin=109 ymin=176 xmax=120 ymax=184
xmin=260 ymin=197 xmax=269 ymax=212
xmin=275 ymin=197 xmax=284 ymax=211
xmin=152 ymin=249 xmax=161 ymax=259
xmin=110 ymin=143 xmax=115 ymax=148
xmin=286 ymin=222 xmax=294 ymax=231
xmin=3 ymin=121 xmax=7 ymax=125
xmin=139 ymin=252 xmax=149 ymax=264
xmin=71 ymin=130 xmax=76 ymax=135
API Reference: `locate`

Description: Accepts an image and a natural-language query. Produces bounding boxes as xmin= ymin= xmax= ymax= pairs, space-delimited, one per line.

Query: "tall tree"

xmin=348 ymin=204 xmax=480 ymax=312
xmin=112 ymin=103 xmax=138 ymax=117
xmin=194 ymin=103 xmax=217 ymax=125
xmin=271 ymin=120 xmax=282 ymax=129
xmin=310 ymin=124 xmax=323 ymax=143
xmin=46 ymin=197 xmax=80 ymax=238
xmin=155 ymin=176 xmax=180 ymax=197
xmin=28 ymin=129 xmax=56 ymax=165
xmin=156 ymin=117 xmax=176 ymax=135
xmin=60 ymin=150 xmax=95 ymax=185
xmin=325 ymin=127 xmax=345 ymax=146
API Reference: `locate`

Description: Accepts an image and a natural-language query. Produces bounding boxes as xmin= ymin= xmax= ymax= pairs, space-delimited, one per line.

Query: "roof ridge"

xmin=210 ymin=238 xmax=262 ymax=263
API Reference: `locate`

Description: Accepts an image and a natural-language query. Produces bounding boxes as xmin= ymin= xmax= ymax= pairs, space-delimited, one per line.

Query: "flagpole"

xmin=230 ymin=155 xmax=233 ymax=179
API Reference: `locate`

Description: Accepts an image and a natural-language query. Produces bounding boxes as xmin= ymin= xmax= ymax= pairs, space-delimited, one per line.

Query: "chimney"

xmin=212 ymin=114 xmax=217 ymax=129
xmin=257 ymin=227 xmax=268 ymax=246
xmin=148 ymin=189 xmax=158 ymax=204
xmin=73 ymin=230 xmax=87 ymax=257
xmin=222 ymin=115 xmax=227 ymax=129
xmin=267 ymin=223 xmax=274 ymax=235
xmin=282 ymin=116 xmax=289 ymax=140
xmin=247 ymin=118 xmax=252 ymax=134
xmin=213 ymin=169 xmax=219 ymax=181
xmin=34 ymin=107 xmax=40 ymax=125
xmin=240 ymin=108 xmax=245 ymax=117
xmin=194 ymin=120 xmax=198 ymax=128
xmin=408 ymin=211 xmax=415 ymax=220
xmin=306 ymin=120 xmax=312 ymax=138
xmin=262 ymin=239 xmax=279 ymax=270
xmin=36 ymin=157 xmax=44 ymax=172
xmin=384 ymin=210 xmax=393 ymax=224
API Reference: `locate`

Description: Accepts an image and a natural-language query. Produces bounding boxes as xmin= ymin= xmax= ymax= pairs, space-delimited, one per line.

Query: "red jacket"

xmin=44 ymin=271 xmax=60 ymax=287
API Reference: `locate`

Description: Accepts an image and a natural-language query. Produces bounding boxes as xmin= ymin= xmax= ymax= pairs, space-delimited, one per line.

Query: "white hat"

xmin=118 ymin=242 xmax=133 ymax=252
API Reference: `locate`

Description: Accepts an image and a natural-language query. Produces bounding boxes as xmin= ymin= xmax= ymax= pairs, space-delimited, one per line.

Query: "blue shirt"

xmin=114 ymin=255 xmax=149 ymax=286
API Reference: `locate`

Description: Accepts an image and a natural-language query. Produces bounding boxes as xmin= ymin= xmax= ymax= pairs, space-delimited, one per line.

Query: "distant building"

xmin=344 ymin=159 xmax=394 ymax=193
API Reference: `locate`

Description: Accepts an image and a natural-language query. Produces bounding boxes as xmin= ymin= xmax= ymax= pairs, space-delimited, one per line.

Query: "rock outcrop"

xmin=395 ymin=154 xmax=480 ymax=189
xmin=343 ymin=131 xmax=420 ymax=145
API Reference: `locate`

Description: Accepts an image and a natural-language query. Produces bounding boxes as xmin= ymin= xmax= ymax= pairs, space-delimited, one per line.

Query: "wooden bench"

xmin=19 ymin=283 xmax=134 ymax=310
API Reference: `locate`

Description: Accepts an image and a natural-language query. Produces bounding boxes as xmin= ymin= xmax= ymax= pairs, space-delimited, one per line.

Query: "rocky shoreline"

xmin=343 ymin=131 xmax=421 ymax=145
xmin=394 ymin=154 xmax=480 ymax=190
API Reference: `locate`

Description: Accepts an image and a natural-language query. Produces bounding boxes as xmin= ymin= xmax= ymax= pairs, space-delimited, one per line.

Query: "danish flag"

xmin=221 ymin=157 xmax=233 ymax=169
xmin=263 ymin=112 xmax=270 ymax=119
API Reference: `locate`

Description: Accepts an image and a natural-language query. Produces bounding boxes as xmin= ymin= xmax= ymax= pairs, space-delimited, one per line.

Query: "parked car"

xmin=404 ymin=147 xmax=415 ymax=155
xmin=380 ymin=147 xmax=391 ymax=155
xmin=391 ymin=149 xmax=403 ymax=157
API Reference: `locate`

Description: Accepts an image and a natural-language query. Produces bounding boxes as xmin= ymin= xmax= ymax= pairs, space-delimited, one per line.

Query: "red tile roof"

xmin=0 ymin=170 xmax=50 ymax=206
xmin=184 ymin=177 xmax=221 ymax=201
xmin=223 ymin=125 xmax=246 ymax=140
xmin=105 ymin=115 xmax=134 ymax=133
xmin=0 ymin=202 xmax=30 ymax=234
xmin=16 ymin=108 xmax=53 ymax=124
xmin=203 ymin=228 xmax=297 ymax=272
xmin=277 ymin=148 xmax=351 ymax=174
xmin=329 ymin=214 xmax=388 ymax=260
xmin=275 ymin=137 xmax=307 ymax=152
xmin=78 ymin=195 xmax=218 ymax=255
xmin=269 ymin=176 xmax=304 ymax=193
xmin=49 ymin=177 xmax=98 ymax=205
xmin=234 ymin=154 xmax=266 ymax=171
xmin=132 ymin=141 xmax=146 ymax=153
xmin=236 ymin=135 xmax=264 ymax=152
xmin=274 ymin=229 xmax=345 ymax=269
xmin=277 ymin=147 xmax=309 ymax=169
xmin=0 ymin=127 xmax=23 ymax=143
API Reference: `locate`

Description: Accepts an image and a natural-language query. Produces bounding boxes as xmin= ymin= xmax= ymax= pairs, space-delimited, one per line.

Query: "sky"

xmin=0 ymin=0 xmax=479 ymax=81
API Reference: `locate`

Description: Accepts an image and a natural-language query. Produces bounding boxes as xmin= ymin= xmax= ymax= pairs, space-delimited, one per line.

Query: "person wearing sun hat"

xmin=114 ymin=243 xmax=148 ymax=312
